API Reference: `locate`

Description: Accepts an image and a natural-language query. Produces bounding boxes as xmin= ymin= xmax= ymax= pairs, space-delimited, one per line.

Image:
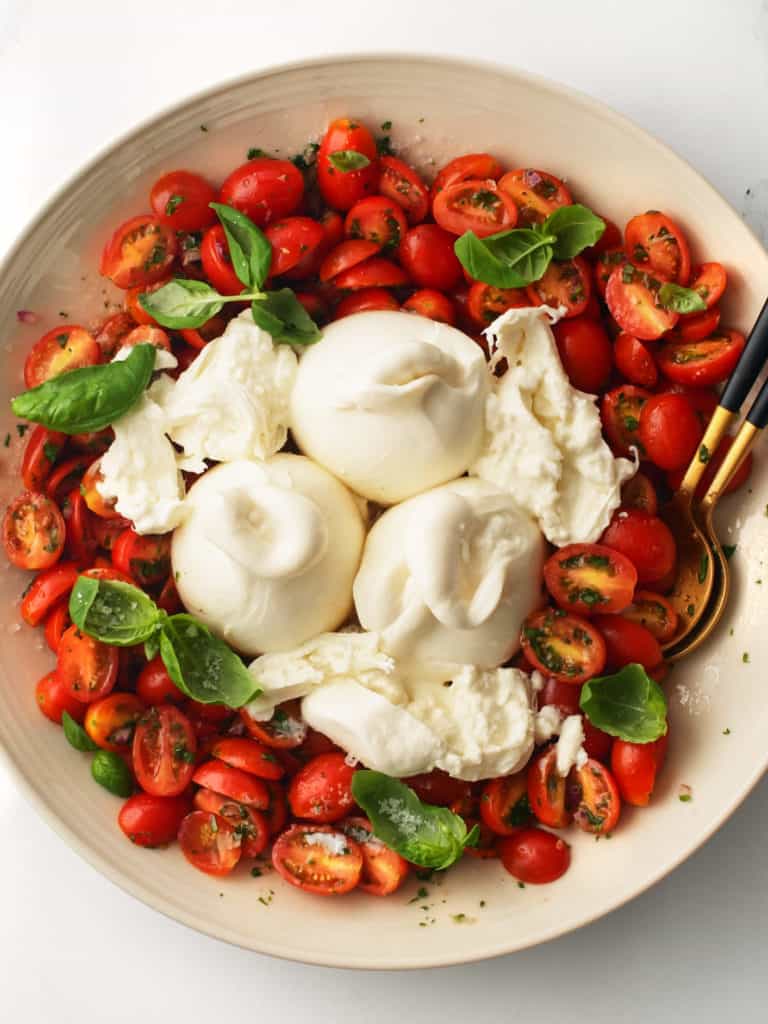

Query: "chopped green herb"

xmin=247 ymin=147 xmax=268 ymax=159
xmin=3 ymin=433 xmax=10 ymax=447
xmin=200 ymin=124 xmax=208 ymax=132
xmin=722 ymin=544 xmax=737 ymax=560
xmin=16 ymin=424 xmax=28 ymax=438
xmin=381 ymin=120 xmax=392 ymax=131
xmin=165 ymin=195 xmax=184 ymax=216
xmin=250 ymin=867 xmax=263 ymax=877
xmin=517 ymin=881 xmax=526 ymax=889
xmin=409 ymin=886 xmax=429 ymax=904
xmin=699 ymin=444 xmax=710 ymax=464
xmin=479 ymin=900 xmax=486 ymax=908
xmin=679 ymin=793 xmax=692 ymax=803
xmin=742 ymin=652 xmax=750 ymax=663
xmin=722 ymin=728 xmax=731 ymax=735
xmin=43 ymin=441 xmax=60 ymax=463
xmin=687 ymin=604 xmax=695 ymax=617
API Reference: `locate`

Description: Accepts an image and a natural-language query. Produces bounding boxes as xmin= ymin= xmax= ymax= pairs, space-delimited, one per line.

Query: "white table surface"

xmin=2 ymin=1 xmax=768 ymax=1019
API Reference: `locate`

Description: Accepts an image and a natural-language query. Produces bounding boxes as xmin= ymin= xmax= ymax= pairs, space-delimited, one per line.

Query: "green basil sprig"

xmin=454 ymin=203 xmax=605 ymax=289
xmin=91 ymin=750 xmax=134 ymax=797
xmin=328 ymin=150 xmax=371 ymax=172
xmin=61 ymin=711 xmax=99 ymax=752
xmin=351 ymin=771 xmax=479 ymax=870
xmin=11 ymin=343 xmax=156 ymax=434
xmin=579 ymin=663 xmax=668 ymax=743
xmin=657 ymin=281 xmax=706 ymax=314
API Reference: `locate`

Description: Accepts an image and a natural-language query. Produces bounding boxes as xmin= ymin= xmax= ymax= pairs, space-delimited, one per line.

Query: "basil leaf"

xmin=69 ymin=576 xmax=165 ymax=646
xmin=544 ymin=204 xmax=606 ymax=259
xmin=139 ymin=278 xmax=225 ymax=329
xmin=159 ymin=614 xmax=261 ymax=708
xmin=61 ymin=710 xmax=99 ymax=752
xmin=91 ymin=750 xmax=134 ymax=797
xmin=210 ymin=202 xmax=272 ymax=291
xmin=251 ymin=289 xmax=322 ymax=345
xmin=328 ymin=150 xmax=371 ymax=172
xmin=579 ymin=663 xmax=668 ymax=743
xmin=454 ymin=229 xmax=554 ymax=288
xmin=351 ymin=771 xmax=478 ymax=870
xmin=11 ymin=344 xmax=156 ymax=434
xmin=657 ymin=282 xmax=707 ymax=314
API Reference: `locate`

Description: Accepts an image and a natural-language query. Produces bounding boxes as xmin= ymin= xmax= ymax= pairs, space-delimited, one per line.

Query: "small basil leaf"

xmin=210 ymin=202 xmax=272 ymax=291
xmin=328 ymin=150 xmax=371 ymax=173
xmin=351 ymin=770 xmax=476 ymax=870
xmin=69 ymin=576 xmax=164 ymax=646
xmin=657 ymin=282 xmax=707 ymax=314
xmin=139 ymin=278 xmax=224 ymax=329
xmin=251 ymin=289 xmax=321 ymax=345
xmin=544 ymin=204 xmax=606 ymax=259
xmin=579 ymin=663 xmax=668 ymax=743
xmin=61 ymin=710 xmax=99 ymax=752
xmin=159 ymin=614 xmax=261 ymax=708
xmin=144 ymin=633 xmax=161 ymax=661
xmin=91 ymin=750 xmax=134 ymax=797
xmin=454 ymin=229 xmax=554 ymax=289
xmin=11 ymin=344 xmax=155 ymax=434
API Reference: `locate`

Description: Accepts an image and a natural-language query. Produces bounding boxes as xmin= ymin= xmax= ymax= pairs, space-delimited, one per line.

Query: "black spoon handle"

xmin=747 ymin=370 xmax=768 ymax=428
xmin=720 ymin=297 xmax=768 ymax=412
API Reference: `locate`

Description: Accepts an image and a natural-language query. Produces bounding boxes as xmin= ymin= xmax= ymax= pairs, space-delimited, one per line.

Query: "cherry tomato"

xmin=240 ymin=701 xmax=308 ymax=749
xmin=35 ymin=669 xmax=86 ymax=724
xmin=624 ymin=211 xmax=691 ymax=284
xmin=20 ymin=560 xmax=79 ymax=626
xmin=272 ymin=823 xmax=363 ymax=896
xmin=431 ymin=153 xmax=502 ymax=198
xmin=265 ymin=216 xmax=326 ymax=278
xmin=318 ymin=209 xmax=345 ymax=250
xmin=621 ymin=590 xmax=679 ymax=642
xmin=521 ymin=608 xmax=607 ymax=684
xmin=638 ymin=392 xmax=702 ymax=471
xmin=467 ymin=281 xmax=527 ymax=328
xmin=61 ymin=489 xmax=96 ymax=566
xmin=656 ymin=329 xmax=745 ymax=387
xmin=118 ymin=792 xmax=191 ymax=848
xmin=44 ymin=454 xmax=94 ymax=504
xmin=133 ymin=705 xmax=197 ymax=797
xmin=543 ymin=543 xmax=638 ymax=616
xmin=398 ymin=224 xmax=463 ymax=291
xmin=94 ymin=312 xmax=136 ymax=359
xmin=594 ymin=248 xmax=625 ymax=298
xmin=57 ymin=624 xmax=119 ymax=704
xmin=100 ymin=215 xmax=178 ymax=289
xmin=340 ymin=816 xmax=410 ymax=895
xmin=319 ymin=239 xmax=381 ymax=282
xmin=150 ymin=170 xmax=217 ymax=232
xmin=479 ymin=774 xmax=530 ymax=836
xmin=527 ymin=747 xmax=571 ymax=828
xmin=405 ymin=770 xmax=472 ymax=808
xmin=193 ymin=788 xmax=269 ymax=858
xmin=264 ymin=781 xmax=288 ymax=836
xmin=402 ymin=289 xmax=456 ymax=324
xmin=601 ymin=508 xmax=677 ymax=585
xmin=134 ymin=656 xmax=182 ymax=706
xmin=24 ymin=325 xmax=101 ymax=388
xmin=192 ymin=759 xmax=269 ymax=808
xmin=601 ymin=385 xmax=652 ymax=457
xmin=613 ymin=332 xmax=658 ymax=388
xmin=499 ymin=827 xmax=571 ymax=884
xmin=43 ymin=599 xmax=70 ymax=652
xmin=553 ymin=316 xmax=613 ymax=393
xmin=85 ymin=693 xmax=145 ymax=752
xmin=538 ymin=677 xmax=582 ymax=718
xmin=124 ymin=277 xmax=172 ymax=326
xmin=570 ymin=759 xmax=621 ymax=835
xmin=179 ymin=811 xmax=241 ymax=876
xmin=21 ymin=426 xmax=66 ymax=492
xmin=219 ymin=157 xmax=303 ymax=227
xmin=112 ymin=529 xmax=171 ymax=586
xmin=209 ymin=737 xmax=284 ymax=781
xmin=582 ymin=720 xmax=613 ymax=763
xmin=675 ymin=306 xmax=721 ymax=343
xmin=592 ymin=613 xmax=663 ymax=671
xmin=79 ymin=459 xmax=120 ymax=520
xmin=200 ymin=224 xmax=244 ymax=295
xmin=157 ymin=574 xmax=182 ymax=614
xmin=287 ymin=752 xmax=356 ymax=823
xmin=3 ymin=491 xmax=65 ymax=569
xmin=666 ymin=435 xmax=753 ymax=499
xmin=687 ymin=262 xmax=727 ymax=310
xmin=498 ymin=168 xmax=572 ymax=226
xmin=317 ymin=118 xmax=378 ymax=211
xmin=432 ymin=179 xmax=517 ymax=238
xmin=344 ymin=195 xmax=408 ymax=250
xmin=120 ymin=325 xmax=172 ymax=352
xmin=378 ymin=156 xmax=429 ymax=224
xmin=526 ymin=256 xmax=592 ymax=318
xmin=332 ymin=256 xmax=408 ymax=291
xmin=334 ymin=288 xmax=399 ymax=318
xmin=620 ymin=471 xmax=658 ymax=515
xmin=605 ymin=264 xmax=679 ymax=340
xmin=611 ymin=733 xmax=668 ymax=806
xmin=69 ymin=429 xmax=112 ymax=456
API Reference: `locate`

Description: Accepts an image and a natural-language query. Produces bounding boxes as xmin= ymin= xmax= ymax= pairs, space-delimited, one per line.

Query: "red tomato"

xmin=499 ymin=828 xmax=571 ymax=884
xmin=319 ymin=239 xmax=381 ymax=282
xmin=193 ymin=788 xmax=269 ymax=858
xmin=85 ymin=693 xmax=145 ymax=752
xmin=293 ymin=290 xmax=329 ymax=322
xmin=479 ymin=774 xmax=530 ymax=836
xmin=240 ymin=701 xmax=308 ymax=750
xmin=192 ymin=759 xmax=269 ymax=808
xmin=69 ymin=429 xmax=112 ymax=456
xmin=124 ymin=278 xmax=172 ymax=326
xmin=35 ymin=669 xmax=86 ymax=724
xmin=178 ymin=811 xmax=241 ymax=876
xmin=150 ymin=170 xmax=217 ymax=232
xmin=287 ymin=752 xmax=356 ymax=823
xmin=497 ymin=168 xmax=572 ymax=226
xmin=94 ymin=312 xmax=136 ymax=359
xmin=432 ymin=179 xmax=518 ymax=238
xmin=621 ymin=472 xmax=658 ymax=515
xmin=57 ymin=624 xmax=119 ymax=704
xmin=219 ymin=157 xmax=303 ymax=227
xmin=398 ymin=224 xmax=463 ymax=290
xmin=334 ymin=288 xmax=399 ymax=318
xmin=687 ymin=262 xmax=727 ymax=310
xmin=45 ymin=454 xmax=95 ymax=504
xmin=467 ymin=281 xmax=528 ymax=328
xmin=527 ymin=747 xmax=571 ymax=828
xmin=43 ymin=599 xmax=70 ymax=652
xmin=112 ymin=529 xmax=171 ymax=586
xmin=20 ymin=560 xmax=79 ymax=626
xmin=538 ymin=677 xmax=582 ymax=718
xmin=265 ymin=216 xmax=326 ymax=278
xmin=136 ymin=656 xmax=183 ymax=705
xmin=272 ymin=824 xmax=363 ymax=895
xmin=656 ymin=330 xmax=745 ymax=387
xmin=378 ymin=156 xmax=429 ymax=224
xmin=404 ymin=770 xmax=472 ymax=808
xmin=552 ymin=316 xmax=613 ymax=393
xmin=264 ymin=781 xmax=288 ymax=836
xmin=210 ymin=737 xmax=284 ymax=781
xmin=614 ymin=332 xmax=659 ymax=388
xmin=582 ymin=720 xmax=613 ymax=763
xmin=344 ymin=195 xmax=408 ymax=250
xmin=526 ymin=256 xmax=592 ymax=319
xmin=200 ymin=224 xmax=245 ymax=295
xmin=638 ymin=393 xmax=702 ymax=471
xmin=79 ymin=459 xmax=120 ymax=520
xmin=594 ymin=248 xmax=626 ymax=298
xmin=676 ymin=307 xmax=721 ymax=343
xmin=81 ymin=565 xmax=133 ymax=585
xmin=622 ymin=590 xmax=679 ymax=642
xmin=118 ymin=792 xmax=191 ymax=848
xmin=543 ymin=543 xmax=638 ymax=616
xmin=592 ymin=613 xmax=663 ymax=671
xmin=601 ymin=509 xmax=677 ymax=585
xmin=3 ymin=491 xmax=65 ymax=569
xmin=666 ymin=435 xmax=753 ymax=499
xmin=402 ymin=289 xmax=456 ymax=324
xmin=100 ymin=215 xmax=178 ymax=289
xmin=318 ymin=209 xmax=345 ymax=250
xmin=23 ymin=325 xmax=101 ymax=388
xmin=157 ymin=574 xmax=182 ymax=615
xmin=431 ymin=153 xmax=502 ymax=198
xmin=61 ymin=489 xmax=97 ymax=566
xmin=133 ymin=705 xmax=197 ymax=797
xmin=521 ymin=608 xmax=607 ymax=684
xmin=317 ymin=118 xmax=379 ymax=211
xmin=611 ymin=734 xmax=668 ymax=806
xmin=332 ymin=256 xmax=408 ymax=291
xmin=21 ymin=426 xmax=66 ymax=492
xmin=601 ymin=385 xmax=652 ymax=457
xmin=341 ymin=816 xmax=410 ymax=896
xmin=570 ymin=759 xmax=621 ymax=834
xmin=624 ymin=211 xmax=691 ymax=284
xmin=120 ymin=325 xmax=172 ymax=352
xmin=605 ymin=264 xmax=679 ymax=340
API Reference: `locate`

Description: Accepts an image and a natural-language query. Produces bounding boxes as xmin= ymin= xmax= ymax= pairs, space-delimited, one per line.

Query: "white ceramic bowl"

xmin=1 ymin=55 xmax=767 ymax=970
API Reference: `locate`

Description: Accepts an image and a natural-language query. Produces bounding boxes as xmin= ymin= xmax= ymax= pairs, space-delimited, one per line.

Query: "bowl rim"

xmin=1 ymin=50 xmax=767 ymax=970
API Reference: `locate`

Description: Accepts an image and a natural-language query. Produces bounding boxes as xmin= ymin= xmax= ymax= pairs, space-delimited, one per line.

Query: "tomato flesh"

xmin=341 ymin=816 xmax=409 ymax=896
xmin=526 ymin=256 xmax=591 ymax=319
xmin=656 ymin=330 xmax=745 ymax=387
xmin=527 ymin=747 xmax=571 ymax=828
xmin=432 ymin=179 xmax=518 ymax=238
xmin=480 ymin=774 xmax=530 ymax=836
xmin=431 ymin=153 xmax=502 ymax=197
xmin=240 ymin=701 xmax=308 ymax=749
xmin=402 ymin=288 xmax=456 ymax=324
xmin=467 ymin=281 xmax=527 ymax=328
xmin=272 ymin=824 xmax=362 ymax=896
xmin=57 ymin=624 xmax=119 ymax=704
xmin=85 ymin=693 xmax=145 ymax=752
xmin=605 ymin=264 xmax=679 ymax=340
xmin=624 ymin=211 xmax=691 ymax=284
xmin=570 ymin=759 xmax=621 ymax=834
xmin=601 ymin=385 xmax=652 ymax=458
xmin=287 ymin=752 xmax=356 ymax=823
xmin=24 ymin=326 xmax=101 ymax=388
xmin=21 ymin=426 xmax=66 ymax=491
xmin=335 ymin=288 xmax=399 ymax=318
xmin=179 ymin=811 xmax=241 ymax=876
xmin=621 ymin=590 xmax=679 ymax=642
xmin=193 ymin=788 xmax=269 ymax=858
xmin=192 ymin=759 xmax=270 ymax=808
xmin=4 ymin=491 xmax=65 ymax=570
xmin=210 ymin=737 xmax=284 ymax=781
xmin=100 ymin=215 xmax=178 ymax=289
xmin=112 ymin=528 xmax=171 ymax=585
xmin=344 ymin=195 xmax=408 ymax=250
xmin=601 ymin=509 xmax=677 ymax=585
xmin=378 ymin=156 xmax=429 ymax=224
xmin=133 ymin=705 xmax=197 ymax=797
xmin=521 ymin=608 xmax=606 ymax=684
xmin=498 ymin=168 xmax=572 ymax=226
xmin=544 ymin=543 xmax=637 ymax=616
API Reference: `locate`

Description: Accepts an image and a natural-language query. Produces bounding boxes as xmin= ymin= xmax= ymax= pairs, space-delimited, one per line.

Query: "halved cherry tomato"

xmin=526 ymin=256 xmax=591 ymax=318
xmin=81 ymin=565 xmax=133 ymax=585
xmin=24 ymin=326 xmax=101 ymax=388
xmin=480 ymin=774 xmax=530 ymax=836
xmin=69 ymin=429 xmax=112 ymax=455
xmin=193 ymin=788 xmax=269 ymax=858
xmin=402 ymin=289 xmax=456 ymax=324
xmin=272 ymin=823 xmax=362 ymax=895
xmin=594 ymin=248 xmax=625 ymax=298
xmin=332 ymin=257 xmax=408 ymax=291
xmin=553 ymin=316 xmax=613 ymax=393
xmin=192 ymin=759 xmax=269 ymax=808
xmin=614 ymin=332 xmax=658 ymax=388
xmin=287 ymin=752 xmax=355 ymax=823
xmin=666 ymin=435 xmax=753 ymax=499
xmin=543 ymin=543 xmax=638 ymax=616
xmin=264 ymin=781 xmax=287 ymax=836
xmin=405 ymin=770 xmax=472 ymax=808
xmin=90 ymin=516 xmax=129 ymax=553
xmin=624 ymin=211 xmax=691 ymax=284
xmin=94 ymin=312 xmax=136 ymax=358
xmin=340 ymin=816 xmax=410 ymax=896
xmin=431 ymin=153 xmax=502 ymax=198
xmin=210 ymin=737 xmax=284 ymax=781
xmin=538 ymin=677 xmax=582 ymax=718
xmin=112 ymin=529 xmax=171 ymax=585
xmin=601 ymin=508 xmax=677 ymax=585
xmin=20 ymin=560 xmax=79 ymax=626
xmin=179 ymin=811 xmax=241 ymax=876
xmin=100 ymin=215 xmax=178 ymax=289
xmin=124 ymin=277 xmax=172 ymax=326
xmin=605 ymin=264 xmax=679 ymax=340
xmin=43 ymin=599 xmax=70 ymax=652
xmin=61 ymin=488 xmax=96 ymax=566
xmin=378 ymin=156 xmax=429 ymax=224
xmin=45 ymin=454 xmax=95 ymax=503
xmin=265 ymin=216 xmax=326 ymax=278
xmin=80 ymin=459 xmax=120 ymax=519
xmin=620 ymin=472 xmax=658 ymax=515
xmin=498 ymin=168 xmax=572 ymax=226
xmin=57 ymin=624 xmax=119 ymax=704
xmin=200 ymin=224 xmax=244 ymax=295
xmin=398 ymin=224 xmax=462 ymax=290
xmin=219 ymin=157 xmax=304 ymax=226
xmin=344 ymin=195 xmax=408 ymax=250
xmin=3 ymin=491 xmax=65 ymax=569
xmin=334 ymin=288 xmax=399 ymax=318
xmin=85 ymin=693 xmax=145 ymax=752
xmin=150 ymin=170 xmax=217 ymax=232
xmin=570 ymin=759 xmax=621 ymax=834
xmin=638 ymin=392 xmax=702 ymax=471
xmin=317 ymin=118 xmax=379 ymax=211
xmin=21 ymin=426 xmax=66 ymax=492
xmin=136 ymin=656 xmax=183 ymax=705
xmin=318 ymin=209 xmax=345 ymax=251
xmin=601 ymin=385 xmax=652 ymax=457
xmin=527 ymin=747 xmax=571 ymax=828
xmin=319 ymin=239 xmax=381 ymax=283
xmin=467 ymin=282 xmax=527 ymax=328
xmin=433 ymin=179 xmax=517 ymax=238
xmin=521 ymin=609 xmax=607 ymax=684
xmin=133 ymin=705 xmax=197 ymax=797
xmin=240 ymin=701 xmax=308 ymax=749
xmin=35 ymin=669 xmax=86 ymax=724
xmin=687 ymin=262 xmax=727 ymax=310
xmin=675 ymin=306 xmax=721 ymax=342
xmin=621 ymin=590 xmax=679 ymax=642
xmin=656 ymin=329 xmax=745 ymax=387
xmin=582 ymin=720 xmax=613 ymax=763
xmin=592 ymin=613 xmax=663 ymax=671
xmin=118 ymin=792 xmax=191 ymax=847
xmin=121 ymin=325 xmax=172 ymax=351
xmin=499 ymin=827 xmax=571 ymax=884
xmin=611 ymin=733 xmax=669 ymax=806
